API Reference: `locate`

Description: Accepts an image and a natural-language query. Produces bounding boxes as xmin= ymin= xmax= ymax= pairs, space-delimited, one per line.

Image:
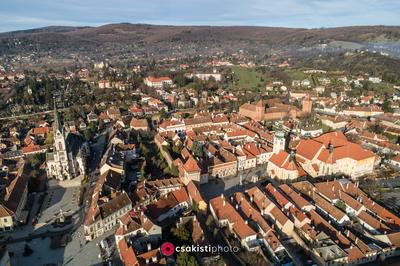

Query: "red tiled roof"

xmin=265 ymin=183 xmax=291 ymax=208
xmin=183 ymin=156 xmax=201 ymax=173
xmin=210 ymin=195 xmax=256 ymax=240
xmin=316 ymin=180 xmax=400 ymax=228
xmin=22 ymin=144 xmax=42 ymax=154
xmin=308 ymin=209 xmax=351 ymax=247
xmin=246 ymin=186 xmax=274 ymax=211
xmin=279 ymin=184 xmax=312 ymax=210
xmin=212 ymin=115 xmax=229 ymax=124
xmin=338 ymin=191 xmax=363 ymax=212
xmin=296 ymin=139 xmax=323 ymax=160
xmin=243 ymin=142 xmax=261 ymax=157
xmin=269 ymin=150 xmax=306 ymax=175
xmin=31 ymin=127 xmax=50 ymax=135
xmin=0 ymin=204 xmax=13 ymax=218
xmin=227 ymin=129 xmax=256 ymax=138
xmin=269 ymin=150 xmax=289 ymax=168
xmin=245 ymin=186 xmax=289 ymax=226
xmin=313 ymin=131 xmax=348 ymax=148
xmin=146 ymin=76 xmax=172 ymax=82
xmin=358 ymin=210 xmax=390 ymax=231
xmin=118 ymin=239 xmax=139 ymax=266
xmin=346 ymin=247 xmax=365 ymax=263
xmin=159 ymin=119 xmax=184 ymax=130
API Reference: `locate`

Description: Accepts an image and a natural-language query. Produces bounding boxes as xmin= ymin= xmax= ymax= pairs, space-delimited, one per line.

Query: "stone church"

xmin=46 ymin=108 xmax=89 ymax=180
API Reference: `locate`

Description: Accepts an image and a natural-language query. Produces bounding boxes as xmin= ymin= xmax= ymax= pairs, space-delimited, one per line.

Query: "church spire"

xmin=54 ymin=101 xmax=61 ymax=132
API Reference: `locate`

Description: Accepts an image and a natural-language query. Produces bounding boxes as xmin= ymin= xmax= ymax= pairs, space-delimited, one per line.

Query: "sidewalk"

xmin=48 ymin=175 xmax=82 ymax=189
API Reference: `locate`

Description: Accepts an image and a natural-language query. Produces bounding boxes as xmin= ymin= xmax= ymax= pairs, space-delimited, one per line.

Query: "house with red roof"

xmin=158 ymin=119 xmax=185 ymax=133
xmin=293 ymin=181 xmax=350 ymax=225
xmin=343 ymin=105 xmax=384 ymax=117
xmin=117 ymin=238 xmax=139 ymax=266
xmin=389 ymin=155 xmax=400 ymax=169
xmin=0 ymin=161 xmax=29 ymax=231
xmin=265 ymin=183 xmax=293 ymax=210
xmin=83 ymin=169 xmax=132 ymax=241
xmin=209 ymin=194 xmax=258 ymax=250
xmin=186 ymin=181 xmax=207 ymax=212
xmin=98 ymin=79 xmax=111 ymax=89
xmin=246 ymin=186 xmax=294 ymax=236
xmin=30 ymin=127 xmax=50 ymax=138
xmin=21 ymin=144 xmax=46 ymax=155
xmin=204 ymin=143 xmax=238 ymax=179
xmin=242 ymin=142 xmax=272 ymax=165
xmin=224 ymin=129 xmax=256 ymax=142
xmin=231 ymin=192 xmax=286 ymax=261
xmin=295 ymin=131 xmax=377 ymax=178
xmin=117 ymin=236 xmax=166 ymax=266
xmin=175 ymin=153 xmax=203 ymax=184
xmin=146 ymin=188 xmax=191 ymax=222
xmin=279 ymin=184 xmax=315 ymax=212
xmin=238 ymin=144 xmax=257 ymax=169
xmin=115 ymin=212 xmax=161 ymax=243
xmin=267 ymin=150 xmax=306 ymax=180
xmin=144 ymin=76 xmax=173 ymax=88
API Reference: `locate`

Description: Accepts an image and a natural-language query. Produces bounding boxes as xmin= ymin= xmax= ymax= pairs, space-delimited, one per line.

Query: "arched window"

xmin=58 ymin=141 xmax=63 ymax=151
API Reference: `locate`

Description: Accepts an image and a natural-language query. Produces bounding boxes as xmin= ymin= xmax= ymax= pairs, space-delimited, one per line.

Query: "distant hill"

xmin=1 ymin=23 xmax=400 ymax=60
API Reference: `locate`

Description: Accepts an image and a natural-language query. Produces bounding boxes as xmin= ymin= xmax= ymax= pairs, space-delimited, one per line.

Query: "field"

xmin=229 ymin=66 xmax=266 ymax=91
xmin=284 ymin=69 xmax=310 ymax=81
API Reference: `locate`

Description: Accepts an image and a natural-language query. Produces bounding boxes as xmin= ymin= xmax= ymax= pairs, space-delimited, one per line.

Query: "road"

xmin=0 ymin=107 xmax=70 ymax=121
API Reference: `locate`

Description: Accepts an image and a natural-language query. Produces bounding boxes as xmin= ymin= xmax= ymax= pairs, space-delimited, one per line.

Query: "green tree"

xmin=191 ymin=200 xmax=199 ymax=213
xmin=89 ymin=121 xmax=98 ymax=133
xmin=169 ymin=165 xmax=179 ymax=177
xmin=176 ymin=251 xmax=198 ymax=266
xmin=334 ymin=200 xmax=347 ymax=212
xmin=171 ymin=225 xmax=190 ymax=243
xmin=191 ymin=141 xmax=203 ymax=158
xmin=84 ymin=129 xmax=93 ymax=141
xmin=173 ymin=73 xmax=189 ymax=87
xmin=382 ymin=99 xmax=393 ymax=113
xmin=368 ymin=124 xmax=384 ymax=134
xmin=159 ymin=108 xmax=169 ymax=122
xmin=173 ymin=142 xmax=184 ymax=155
xmin=44 ymin=132 xmax=54 ymax=145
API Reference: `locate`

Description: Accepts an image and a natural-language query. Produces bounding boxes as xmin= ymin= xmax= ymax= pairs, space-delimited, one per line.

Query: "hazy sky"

xmin=1 ymin=0 xmax=400 ymax=32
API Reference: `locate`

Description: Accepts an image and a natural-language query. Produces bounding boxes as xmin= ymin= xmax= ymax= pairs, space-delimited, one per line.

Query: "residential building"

xmin=144 ymin=76 xmax=173 ymax=88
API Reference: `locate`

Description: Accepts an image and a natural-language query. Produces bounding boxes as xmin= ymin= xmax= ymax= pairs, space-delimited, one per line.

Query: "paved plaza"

xmin=200 ymin=164 xmax=268 ymax=201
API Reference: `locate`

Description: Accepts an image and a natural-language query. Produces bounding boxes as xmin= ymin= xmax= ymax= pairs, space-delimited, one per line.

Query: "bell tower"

xmin=273 ymin=131 xmax=285 ymax=154
xmin=302 ymin=97 xmax=312 ymax=114
xmin=255 ymin=100 xmax=264 ymax=121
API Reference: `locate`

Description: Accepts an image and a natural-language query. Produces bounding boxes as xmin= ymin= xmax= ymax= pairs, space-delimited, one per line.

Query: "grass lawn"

xmin=229 ymin=66 xmax=265 ymax=91
xmin=284 ymin=68 xmax=309 ymax=81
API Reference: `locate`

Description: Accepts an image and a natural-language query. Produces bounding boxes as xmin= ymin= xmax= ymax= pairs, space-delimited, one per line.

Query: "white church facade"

xmin=46 ymin=108 xmax=89 ymax=180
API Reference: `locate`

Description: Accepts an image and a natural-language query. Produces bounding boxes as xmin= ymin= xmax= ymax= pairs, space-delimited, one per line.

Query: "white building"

xmin=46 ymin=108 xmax=88 ymax=180
xmin=273 ymin=131 xmax=285 ymax=154
xmin=144 ymin=76 xmax=173 ymax=88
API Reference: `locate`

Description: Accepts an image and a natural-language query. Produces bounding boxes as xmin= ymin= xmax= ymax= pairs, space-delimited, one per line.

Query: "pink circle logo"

xmin=161 ymin=242 xmax=175 ymax=256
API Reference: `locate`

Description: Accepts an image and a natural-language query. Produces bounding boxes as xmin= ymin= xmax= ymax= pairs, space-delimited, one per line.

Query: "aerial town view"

xmin=1 ymin=1 xmax=400 ymax=266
